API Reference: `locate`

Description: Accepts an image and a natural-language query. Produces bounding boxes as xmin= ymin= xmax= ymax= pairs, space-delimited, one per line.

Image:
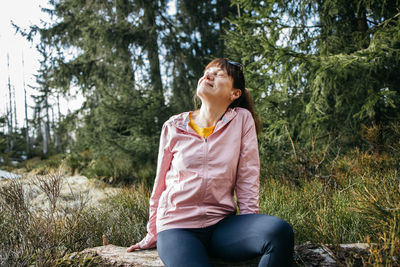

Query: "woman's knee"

xmin=268 ymin=216 xmax=293 ymax=242
xmin=157 ymin=229 xmax=213 ymax=267
xmin=260 ymin=216 xmax=294 ymax=266
xmin=251 ymin=214 xmax=294 ymax=248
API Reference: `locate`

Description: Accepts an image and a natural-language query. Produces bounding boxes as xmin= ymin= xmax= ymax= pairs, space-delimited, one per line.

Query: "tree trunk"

xmin=22 ymin=52 xmax=30 ymax=155
xmin=52 ymin=106 xmax=59 ymax=149
xmin=143 ymin=3 xmax=164 ymax=101
xmin=7 ymin=54 xmax=14 ymax=151
xmin=5 ymin=101 xmax=11 ymax=152
xmin=356 ymin=5 xmax=369 ymax=48
xmin=42 ymin=121 xmax=48 ymax=155
xmin=44 ymin=95 xmax=51 ymax=155
xmin=13 ymin=85 xmax=18 ymax=129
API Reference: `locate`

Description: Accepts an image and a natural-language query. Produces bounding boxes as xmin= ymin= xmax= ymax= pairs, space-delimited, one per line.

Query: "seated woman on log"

xmin=127 ymin=58 xmax=294 ymax=267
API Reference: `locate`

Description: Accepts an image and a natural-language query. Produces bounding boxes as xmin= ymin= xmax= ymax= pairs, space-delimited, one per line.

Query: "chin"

xmin=196 ymin=87 xmax=207 ymax=98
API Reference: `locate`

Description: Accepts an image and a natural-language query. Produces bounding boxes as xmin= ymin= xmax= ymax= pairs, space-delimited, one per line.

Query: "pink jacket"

xmin=137 ymin=107 xmax=260 ymax=249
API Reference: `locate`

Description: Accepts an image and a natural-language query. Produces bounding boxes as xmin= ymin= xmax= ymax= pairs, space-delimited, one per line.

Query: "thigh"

xmin=157 ymin=228 xmax=213 ymax=267
xmin=210 ymin=214 xmax=294 ymax=261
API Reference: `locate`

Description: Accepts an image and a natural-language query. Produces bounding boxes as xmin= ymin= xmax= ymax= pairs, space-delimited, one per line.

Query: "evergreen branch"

xmin=11 ymin=21 xmax=40 ymax=42
xmin=366 ymin=19 xmax=379 ymax=26
xmin=156 ymin=12 xmax=177 ymax=33
xmin=269 ymin=101 xmax=299 ymax=162
xmin=284 ymin=123 xmax=298 ymax=162
xmin=275 ymin=22 xmax=322 ymax=29
xmin=368 ymin=11 xmax=400 ymax=33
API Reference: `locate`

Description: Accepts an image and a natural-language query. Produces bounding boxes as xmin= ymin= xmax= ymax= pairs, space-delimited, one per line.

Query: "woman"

xmin=127 ymin=58 xmax=294 ymax=266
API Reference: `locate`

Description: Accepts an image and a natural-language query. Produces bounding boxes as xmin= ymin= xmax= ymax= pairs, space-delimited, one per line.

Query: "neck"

xmin=194 ymin=103 xmax=228 ymax=128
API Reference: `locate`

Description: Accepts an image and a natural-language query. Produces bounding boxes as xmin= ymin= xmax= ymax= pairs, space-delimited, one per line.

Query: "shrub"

xmin=64 ymin=150 xmax=93 ymax=175
xmin=0 ymin=172 xmax=150 ymax=266
xmin=65 ymin=150 xmax=155 ymax=185
xmin=80 ymin=154 xmax=134 ymax=184
xmin=352 ymin=169 xmax=400 ymax=265
xmin=23 ymin=154 xmax=66 ymax=174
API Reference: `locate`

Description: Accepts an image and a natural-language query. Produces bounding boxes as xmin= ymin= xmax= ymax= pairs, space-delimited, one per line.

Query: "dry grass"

xmin=260 ymin=149 xmax=400 ymax=265
xmin=0 ymin=170 xmax=150 ymax=266
xmin=1 ymin=148 xmax=399 ymax=266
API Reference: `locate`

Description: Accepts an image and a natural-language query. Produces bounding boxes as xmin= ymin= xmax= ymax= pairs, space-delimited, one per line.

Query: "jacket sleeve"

xmin=137 ymin=122 xmax=172 ymax=249
xmin=235 ymin=114 xmax=260 ymax=214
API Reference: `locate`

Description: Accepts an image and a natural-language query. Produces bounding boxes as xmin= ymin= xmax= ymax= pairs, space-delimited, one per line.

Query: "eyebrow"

xmin=205 ymin=67 xmax=225 ymax=73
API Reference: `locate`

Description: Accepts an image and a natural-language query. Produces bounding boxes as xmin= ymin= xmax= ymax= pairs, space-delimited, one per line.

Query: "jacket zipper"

xmin=201 ymin=135 xmax=209 ymax=227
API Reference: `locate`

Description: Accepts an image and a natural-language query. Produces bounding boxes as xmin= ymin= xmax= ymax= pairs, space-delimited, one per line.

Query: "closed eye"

xmin=204 ymin=68 xmax=226 ymax=77
xmin=217 ymin=72 xmax=226 ymax=77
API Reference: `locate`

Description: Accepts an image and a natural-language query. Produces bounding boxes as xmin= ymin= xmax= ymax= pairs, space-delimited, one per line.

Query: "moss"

xmin=55 ymin=252 xmax=107 ymax=267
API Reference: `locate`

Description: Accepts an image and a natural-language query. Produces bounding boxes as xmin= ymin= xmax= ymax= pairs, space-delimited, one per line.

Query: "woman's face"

xmin=196 ymin=66 xmax=240 ymax=106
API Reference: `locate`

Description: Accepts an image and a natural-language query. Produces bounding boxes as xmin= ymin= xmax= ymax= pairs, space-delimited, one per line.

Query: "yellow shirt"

xmin=189 ymin=113 xmax=216 ymax=139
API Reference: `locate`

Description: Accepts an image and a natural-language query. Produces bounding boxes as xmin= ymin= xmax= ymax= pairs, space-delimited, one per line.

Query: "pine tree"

xmin=15 ymin=0 xmax=239 ymax=182
xmin=24 ymin=0 xmax=172 ymax=181
xmin=30 ymin=44 xmax=53 ymax=156
xmin=226 ymin=0 xmax=400 ymax=174
xmin=22 ymin=52 xmax=30 ymax=156
xmin=163 ymin=0 xmax=236 ymax=112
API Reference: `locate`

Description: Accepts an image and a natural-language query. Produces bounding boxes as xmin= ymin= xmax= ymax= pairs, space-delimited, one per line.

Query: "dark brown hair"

xmin=194 ymin=58 xmax=261 ymax=134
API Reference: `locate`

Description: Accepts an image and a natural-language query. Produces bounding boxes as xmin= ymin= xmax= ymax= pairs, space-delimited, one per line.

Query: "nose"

xmin=204 ymin=71 xmax=214 ymax=81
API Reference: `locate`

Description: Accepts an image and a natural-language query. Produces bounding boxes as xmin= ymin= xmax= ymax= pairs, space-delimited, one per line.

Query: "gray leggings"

xmin=157 ymin=214 xmax=294 ymax=267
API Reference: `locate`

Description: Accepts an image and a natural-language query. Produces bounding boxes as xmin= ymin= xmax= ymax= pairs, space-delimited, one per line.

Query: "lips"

xmin=203 ymin=80 xmax=213 ymax=87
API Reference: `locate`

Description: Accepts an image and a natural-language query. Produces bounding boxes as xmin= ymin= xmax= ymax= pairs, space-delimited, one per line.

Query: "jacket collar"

xmin=172 ymin=108 xmax=238 ymax=134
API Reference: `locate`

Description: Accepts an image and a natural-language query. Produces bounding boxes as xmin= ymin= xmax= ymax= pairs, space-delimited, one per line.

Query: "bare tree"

xmin=22 ymin=51 xmax=30 ymax=155
xmin=13 ymin=85 xmax=17 ymax=129
xmin=7 ymin=53 xmax=14 ymax=151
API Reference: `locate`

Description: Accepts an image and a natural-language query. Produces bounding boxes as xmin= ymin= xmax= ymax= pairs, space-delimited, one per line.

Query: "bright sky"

xmin=0 ymin=1 xmax=177 ymax=132
xmin=1 ymin=0 xmax=49 ymax=128
xmin=0 ymin=0 xmax=82 ymax=131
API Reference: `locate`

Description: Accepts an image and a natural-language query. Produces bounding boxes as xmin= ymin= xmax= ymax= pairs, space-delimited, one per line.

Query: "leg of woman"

xmin=210 ymin=214 xmax=294 ymax=267
xmin=157 ymin=228 xmax=213 ymax=267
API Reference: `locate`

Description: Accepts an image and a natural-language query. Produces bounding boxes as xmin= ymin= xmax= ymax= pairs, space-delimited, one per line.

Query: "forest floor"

xmin=0 ymin=168 xmax=397 ymax=266
xmin=0 ymin=169 xmax=120 ymax=211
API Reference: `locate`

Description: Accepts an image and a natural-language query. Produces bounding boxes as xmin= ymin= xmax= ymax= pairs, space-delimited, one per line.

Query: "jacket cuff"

xmin=137 ymin=233 xmax=157 ymax=249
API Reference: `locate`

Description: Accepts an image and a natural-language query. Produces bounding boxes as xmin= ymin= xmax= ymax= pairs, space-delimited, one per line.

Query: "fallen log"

xmin=58 ymin=242 xmax=370 ymax=266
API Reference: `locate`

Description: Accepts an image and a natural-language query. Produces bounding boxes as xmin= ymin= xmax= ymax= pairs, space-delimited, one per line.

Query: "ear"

xmin=231 ymin=88 xmax=242 ymax=101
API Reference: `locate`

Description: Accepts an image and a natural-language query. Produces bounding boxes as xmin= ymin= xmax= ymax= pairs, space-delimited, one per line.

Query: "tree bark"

xmin=143 ymin=3 xmax=164 ymax=101
xmin=357 ymin=5 xmax=369 ymax=48
xmin=7 ymin=54 xmax=14 ymax=151
xmin=22 ymin=52 xmax=30 ymax=155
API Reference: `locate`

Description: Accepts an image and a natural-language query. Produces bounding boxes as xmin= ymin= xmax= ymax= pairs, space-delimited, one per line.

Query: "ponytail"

xmin=229 ymin=88 xmax=261 ymax=135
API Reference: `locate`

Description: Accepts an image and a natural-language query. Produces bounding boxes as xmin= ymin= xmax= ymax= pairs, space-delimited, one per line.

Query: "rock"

xmin=0 ymin=170 xmax=21 ymax=180
xmin=0 ymin=173 xmax=120 ymax=212
xmin=64 ymin=243 xmax=370 ymax=266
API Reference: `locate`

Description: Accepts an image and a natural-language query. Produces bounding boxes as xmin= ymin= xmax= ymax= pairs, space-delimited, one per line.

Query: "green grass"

xmin=258 ymin=149 xmax=399 ymax=265
xmin=1 ymin=149 xmax=399 ymax=265
xmin=259 ymin=176 xmax=370 ymax=245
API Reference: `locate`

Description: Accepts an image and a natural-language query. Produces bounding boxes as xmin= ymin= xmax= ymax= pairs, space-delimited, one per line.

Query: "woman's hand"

xmin=126 ymin=243 xmax=140 ymax=252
